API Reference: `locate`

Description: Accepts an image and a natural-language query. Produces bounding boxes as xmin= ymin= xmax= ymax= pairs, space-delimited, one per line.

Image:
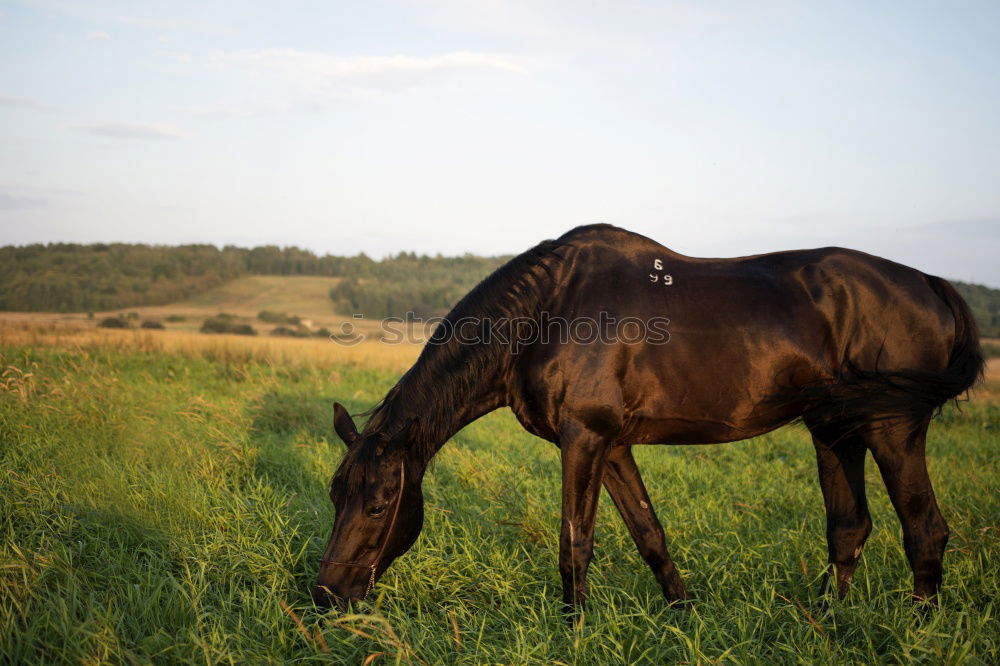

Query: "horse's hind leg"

xmin=602 ymin=446 xmax=688 ymax=602
xmin=809 ymin=425 xmax=872 ymax=599
xmin=865 ymin=417 xmax=949 ymax=602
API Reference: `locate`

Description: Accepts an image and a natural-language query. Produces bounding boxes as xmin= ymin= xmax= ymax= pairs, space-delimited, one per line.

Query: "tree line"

xmin=0 ymin=243 xmax=246 ymax=313
xmin=1 ymin=242 xmax=997 ymax=337
xmin=327 ymin=252 xmax=507 ymax=319
xmin=952 ymin=281 xmax=1000 ymax=339
xmin=0 ymin=242 xmax=507 ymax=317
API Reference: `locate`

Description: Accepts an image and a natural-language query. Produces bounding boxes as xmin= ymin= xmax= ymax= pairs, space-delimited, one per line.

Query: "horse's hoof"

xmin=560 ymin=599 xmax=586 ymax=623
xmin=663 ymin=582 xmax=689 ymax=604
xmin=665 ymin=597 xmax=692 ymax=611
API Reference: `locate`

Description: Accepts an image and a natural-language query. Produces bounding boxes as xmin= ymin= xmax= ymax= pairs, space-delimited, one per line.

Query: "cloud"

xmin=75 ymin=122 xmax=183 ymax=140
xmin=208 ymin=48 xmax=527 ymax=91
xmin=0 ymin=95 xmax=52 ymax=111
xmin=0 ymin=187 xmax=48 ymax=212
xmin=213 ymin=49 xmax=524 ymax=75
xmin=86 ymin=30 xmax=111 ymax=41
xmin=187 ymin=48 xmax=530 ymax=116
xmin=179 ymin=100 xmax=299 ymax=118
xmin=180 ymin=48 xmax=529 ymax=117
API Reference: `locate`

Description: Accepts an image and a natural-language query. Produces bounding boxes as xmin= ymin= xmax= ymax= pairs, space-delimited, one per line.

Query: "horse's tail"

xmin=798 ymin=275 xmax=985 ymax=432
xmin=925 ymin=275 xmax=986 ymax=402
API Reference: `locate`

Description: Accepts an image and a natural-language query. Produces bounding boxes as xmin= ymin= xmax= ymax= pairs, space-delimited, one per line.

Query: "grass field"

xmin=150 ymin=276 xmax=346 ymax=328
xmin=0 ymin=275 xmax=350 ymax=336
xmin=1 ymin=326 xmax=998 ymax=664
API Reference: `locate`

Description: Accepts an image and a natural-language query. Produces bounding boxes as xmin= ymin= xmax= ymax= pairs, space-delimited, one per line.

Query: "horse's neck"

xmin=390 ymin=347 xmax=507 ymax=467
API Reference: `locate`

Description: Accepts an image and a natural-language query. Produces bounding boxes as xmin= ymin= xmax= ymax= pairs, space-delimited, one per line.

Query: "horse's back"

xmin=555 ymin=225 xmax=954 ymax=373
xmin=511 ymin=225 xmax=958 ymax=444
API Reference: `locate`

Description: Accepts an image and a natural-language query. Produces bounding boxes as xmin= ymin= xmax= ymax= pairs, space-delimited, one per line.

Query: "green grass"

xmin=1 ymin=344 xmax=997 ymax=664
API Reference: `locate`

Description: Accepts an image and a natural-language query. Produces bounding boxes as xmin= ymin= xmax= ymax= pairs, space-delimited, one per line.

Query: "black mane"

xmin=332 ymin=235 xmax=571 ymax=486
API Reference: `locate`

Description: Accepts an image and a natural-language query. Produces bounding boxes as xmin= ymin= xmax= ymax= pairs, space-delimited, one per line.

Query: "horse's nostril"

xmin=312 ymin=585 xmax=352 ymax=611
xmin=311 ymin=585 xmax=333 ymax=608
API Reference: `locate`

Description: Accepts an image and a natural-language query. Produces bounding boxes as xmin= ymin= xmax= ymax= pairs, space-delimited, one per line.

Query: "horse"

xmin=312 ymin=224 xmax=983 ymax=611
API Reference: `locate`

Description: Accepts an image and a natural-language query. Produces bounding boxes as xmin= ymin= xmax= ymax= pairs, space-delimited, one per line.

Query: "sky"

xmin=1 ymin=0 xmax=998 ymax=286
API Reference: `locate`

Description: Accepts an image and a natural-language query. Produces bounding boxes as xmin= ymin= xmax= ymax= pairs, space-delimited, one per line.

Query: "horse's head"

xmin=312 ymin=403 xmax=424 ymax=609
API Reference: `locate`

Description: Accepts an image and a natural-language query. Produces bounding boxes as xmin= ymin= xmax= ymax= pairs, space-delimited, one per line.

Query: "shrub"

xmin=98 ymin=316 xmax=129 ymax=329
xmin=200 ymin=314 xmax=256 ymax=336
xmin=258 ymin=310 xmax=302 ymax=325
xmin=140 ymin=320 xmax=165 ymax=329
xmin=165 ymin=314 xmax=186 ymax=322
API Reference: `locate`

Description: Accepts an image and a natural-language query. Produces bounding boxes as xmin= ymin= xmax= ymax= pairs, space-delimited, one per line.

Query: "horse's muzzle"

xmin=311 ymin=584 xmax=351 ymax=610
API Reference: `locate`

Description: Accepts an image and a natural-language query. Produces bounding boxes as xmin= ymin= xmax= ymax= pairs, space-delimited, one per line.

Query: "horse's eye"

xmin=368 ymin=504 xmax=387 ymax=518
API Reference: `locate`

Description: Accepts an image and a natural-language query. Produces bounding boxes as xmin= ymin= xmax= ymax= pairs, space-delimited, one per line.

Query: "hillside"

xmin=0 ymin=276 xmax=358 ymax=339
xmin=172 ymin=275 xmax=344 ymax=319
xmin=0 ymin=242 xmax=506 ymax=319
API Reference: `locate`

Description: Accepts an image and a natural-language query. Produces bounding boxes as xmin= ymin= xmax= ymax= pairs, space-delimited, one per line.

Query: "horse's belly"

xmin=615 ymin=344 xmax=814 ymax=445
xmin=620 ymin=411 xmax=794 ymax=445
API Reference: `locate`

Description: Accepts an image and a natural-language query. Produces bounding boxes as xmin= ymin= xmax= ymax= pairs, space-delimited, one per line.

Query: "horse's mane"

xmin=332 ymin=235 xmax=572 ymax=487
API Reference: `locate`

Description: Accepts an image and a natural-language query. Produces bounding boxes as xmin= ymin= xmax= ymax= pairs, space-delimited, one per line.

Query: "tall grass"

xmin=0 ymin=321 xmax=420 ymax=372
xmin=1 ymin=326 xmax=997 ymax=663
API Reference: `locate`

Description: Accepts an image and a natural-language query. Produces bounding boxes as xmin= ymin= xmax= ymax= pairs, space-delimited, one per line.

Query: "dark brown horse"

xmin=312 ymin=224 xmax=983 ymax=610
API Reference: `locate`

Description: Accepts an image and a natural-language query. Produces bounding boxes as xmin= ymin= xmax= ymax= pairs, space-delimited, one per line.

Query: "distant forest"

xmin=1 ymin=242 xmax=998 ymax=336
xmin=0 ymin=242 xmax=507 ymax=319
xmin=328 ymin=253 xmax=506 ymax=319
xmin=954 ymin=281 xmax=1000 ymax=338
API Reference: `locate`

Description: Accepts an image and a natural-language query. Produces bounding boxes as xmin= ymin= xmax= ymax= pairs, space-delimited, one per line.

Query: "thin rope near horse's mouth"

xmin=318 ymin=463 xmax=405 ymax=600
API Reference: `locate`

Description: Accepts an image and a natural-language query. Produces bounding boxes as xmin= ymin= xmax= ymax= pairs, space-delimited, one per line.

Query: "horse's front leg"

xmin=603 ymin=445 xmax=688 ymax=602
xmin=557 ymin=419 xmax=612 ymax=613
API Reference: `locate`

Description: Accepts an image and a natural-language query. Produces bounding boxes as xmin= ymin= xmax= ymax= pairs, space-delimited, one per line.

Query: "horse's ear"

xmin=332 ymin=402 xmax=360 ymax=445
